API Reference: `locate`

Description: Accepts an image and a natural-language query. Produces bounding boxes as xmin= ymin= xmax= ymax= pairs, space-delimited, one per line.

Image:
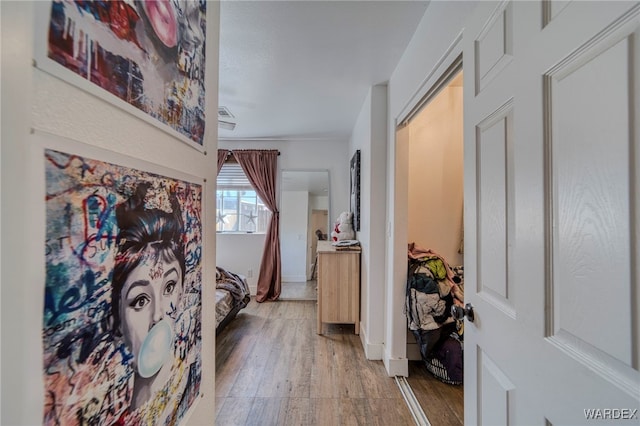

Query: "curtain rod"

xmin=225 ymin=150 xmax=280 ymax=157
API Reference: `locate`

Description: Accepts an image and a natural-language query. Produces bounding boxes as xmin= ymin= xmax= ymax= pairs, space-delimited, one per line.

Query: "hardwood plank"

xmin=255 ymin=318 xmax=300 ymax=398
xmin=333 ymin=333 xmax=365 ymax=398
xmin=406 ymin=361 xmax=464 ymax=426
xmin=358 ymin=360 xmax=399 ymax=399
xmin=339 ymin=397 xmax=371 ymax=426
xmin=215 ymin=397 xmax=253 ymax=426
xmin=367 ymin=398 xmax=416 ymax=426
xmin=309 ymin=332 xmax=338 ymax=398
xmin=226 ymin=315 xmax=281 ymax=397
xmin=216 ymin=315 xmax=263 ymax=397
xmin=282 ymin=397 xmax=311 ymax=426
xmin=309 ymin=398 xmax=340 ymax=425
xmin=284 ymin=319 xmax=314 ymax=398
xmin=245 ymin=397 xmax=288 ymax=426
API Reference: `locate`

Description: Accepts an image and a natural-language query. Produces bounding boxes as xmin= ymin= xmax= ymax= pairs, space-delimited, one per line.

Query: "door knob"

xmin=451 ymin=303 xmax=475 ymax=322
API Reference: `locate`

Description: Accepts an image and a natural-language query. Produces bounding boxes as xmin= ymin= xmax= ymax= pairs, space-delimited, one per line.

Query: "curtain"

xmin=217 ymin=149 xmax=229 ymax=175
xmin=233 ymin=149 xmax=280 ymax=302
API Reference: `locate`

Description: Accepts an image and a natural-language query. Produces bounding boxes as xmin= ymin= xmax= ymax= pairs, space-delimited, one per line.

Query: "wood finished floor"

xmin=215 ymin=299 xmax=463 ymax=426
xmin=279 ymin=281 xmax=317 ymax=301
xmin=215 ymin=299 xmax=414 ymax=425
xmin=406 ymin=362 xmax=464 ymax=426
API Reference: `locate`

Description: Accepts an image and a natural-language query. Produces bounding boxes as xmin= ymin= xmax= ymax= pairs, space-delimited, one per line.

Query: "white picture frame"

xmin=33 ymin=1 xmax=208 ymax=152
xmin=32 ymin=130 xmax=204 ymax=425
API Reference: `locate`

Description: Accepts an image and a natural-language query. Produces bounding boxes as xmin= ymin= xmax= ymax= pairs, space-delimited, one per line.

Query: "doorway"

xmin=398 ymin=65 xmax=465 ymax=423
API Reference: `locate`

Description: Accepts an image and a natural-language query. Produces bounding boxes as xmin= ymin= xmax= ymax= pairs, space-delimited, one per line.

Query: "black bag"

xmin=424 ymin=334 xmax=463 ymax=385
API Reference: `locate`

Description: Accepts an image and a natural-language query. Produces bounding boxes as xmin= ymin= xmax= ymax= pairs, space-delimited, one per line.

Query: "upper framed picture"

xmin=350 ymin=149 xmax=361 ymax=232
xmin=34 ymin=1 xmax=208 ymax=151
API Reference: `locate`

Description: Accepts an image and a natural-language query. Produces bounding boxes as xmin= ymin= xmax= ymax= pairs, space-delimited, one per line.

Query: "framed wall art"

xmin=38 ymin=133 xmax=203 ymax=425
xmin=350 ymin=149 xmax=361 ymax=232
xmin=34 ymin=1 xmax=208 ymax=151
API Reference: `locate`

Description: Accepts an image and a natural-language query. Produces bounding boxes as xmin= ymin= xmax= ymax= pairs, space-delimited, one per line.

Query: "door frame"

xmin=386 ymin=34 xmax=464 ymax=376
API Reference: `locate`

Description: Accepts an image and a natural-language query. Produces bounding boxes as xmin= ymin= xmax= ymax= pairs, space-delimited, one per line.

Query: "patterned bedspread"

xmin=215 ymin=266 xmax=250 ymax=330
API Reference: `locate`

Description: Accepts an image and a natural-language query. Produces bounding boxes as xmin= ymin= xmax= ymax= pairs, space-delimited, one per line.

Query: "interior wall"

xmin=385 ymin=0 xmax=476 ymax=376
xmin=1 ymin=2 xmax=220 ymax=424
xmin=217 ymin=233 xmax=266 ymax=293
xmin=281 ymin=190 xmax=309 ymax=282
xmin=349 ymin=84 xmax=388 ymax=360
xmin=216 ymin=139 xmax=349 ymax=293
xmin=408 ymin=84 xmax=464 ymax=266
xmin=309 ymin=195 xmax=329 ymax=211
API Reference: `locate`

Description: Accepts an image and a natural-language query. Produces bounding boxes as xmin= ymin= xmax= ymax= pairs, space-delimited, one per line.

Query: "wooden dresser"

xmin=316 ymin=240 xmax=361 ymax=335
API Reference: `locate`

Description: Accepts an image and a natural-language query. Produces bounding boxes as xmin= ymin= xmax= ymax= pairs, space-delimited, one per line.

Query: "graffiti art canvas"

xmin=35 ymin=1 xmax=207 ymax=150
xmin=43 ymin=148 xmax=202 ymax=425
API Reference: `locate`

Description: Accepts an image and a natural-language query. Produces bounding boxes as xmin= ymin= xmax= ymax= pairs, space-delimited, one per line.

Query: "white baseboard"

xmin=384 ymin=356 xmax=408 ymax=377
xmin=281 ymin=275 xmax=307 ymax=282
xmin=359 ymin=326 xmax=384 ymax=360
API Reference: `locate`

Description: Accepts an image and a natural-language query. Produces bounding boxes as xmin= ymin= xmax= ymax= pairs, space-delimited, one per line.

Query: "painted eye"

xmin=164 ymin=280 xmax=176 ymax=296
xmin=130 ymin=294 xmax=150 ymax=310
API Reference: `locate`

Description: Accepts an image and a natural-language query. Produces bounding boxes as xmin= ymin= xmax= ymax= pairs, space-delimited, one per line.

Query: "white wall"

xmin=349 ymin=85 xmax=388 ymax=361
xmin=216 ymin=139 xmax=349 ymax=291
xmin=216 ymin=233 xmax=266 ymax=294
xmin=384 ymin=0 xmax=476 ymax=376
xmin=281 ymin=190 xmax=309 ymax=282
xmin=408 ymin=85 xmax=464 ymax=266
xmin=309 ymin=195 xmax=329 ymax=211
xmin=1 ymin=2 xmax=220 ymax=424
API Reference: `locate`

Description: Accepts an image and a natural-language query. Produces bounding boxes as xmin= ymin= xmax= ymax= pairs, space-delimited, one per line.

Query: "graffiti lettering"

xmin=175 ymin=309 xmax=201 ymax=361
xmin=81 ymin=233 xmax=117 ymax=260
xmin=55 ymin=320 xmax=111 ymax=364
xmin=45 ymin=235 xmax=72 ymax=256
xmin=77 ymin=397 xmax=100 ymax=426
xmin=43 ymin=318 xmax=77 ymax=338
xmin=87 ymin=300 xmax=110 ymax=321
xmin=46 ymin=152 xmax=95 ymax=179
xmin=44 ymin=269 xmax=108 ymax=327
xmin=101 ymin=171 xmax=115 ymax=187
xmin=184 ymin=243 xmax=201 ymax=270
xmin=98 ymin=376 xmax=130 ymax=421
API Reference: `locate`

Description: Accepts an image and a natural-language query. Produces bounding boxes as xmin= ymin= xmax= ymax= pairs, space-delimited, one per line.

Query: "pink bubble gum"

xmin=143 ymin=0 xmax=178 ymax=48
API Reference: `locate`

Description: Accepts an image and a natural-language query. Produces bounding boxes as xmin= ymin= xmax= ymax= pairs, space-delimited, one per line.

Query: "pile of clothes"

xmin=406 ymin=243 xmax=464 ymax=385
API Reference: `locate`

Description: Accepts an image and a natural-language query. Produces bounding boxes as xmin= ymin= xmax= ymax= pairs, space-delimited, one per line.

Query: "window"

xmin=216 ymin=162 xmax=270 ymax=233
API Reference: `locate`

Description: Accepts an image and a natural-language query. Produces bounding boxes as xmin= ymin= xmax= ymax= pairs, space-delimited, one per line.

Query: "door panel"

xmin=544 ymin=4 xmax=639 ymax=395
xmin=476 ymin=100 xmax=515 ymax=317
xmin=464 ymin=1 xmax=640 ymax=424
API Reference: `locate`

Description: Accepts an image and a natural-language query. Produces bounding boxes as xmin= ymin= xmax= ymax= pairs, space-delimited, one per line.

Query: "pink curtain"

xmin=217 ymin=149 xmax=229 ymax=175
xmin=233 ymin=149 xmax=280 ymax=302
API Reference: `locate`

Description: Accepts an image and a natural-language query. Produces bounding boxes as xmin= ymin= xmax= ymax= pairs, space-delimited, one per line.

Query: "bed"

xmin=216 ymin=266 xmax=251 ymax=335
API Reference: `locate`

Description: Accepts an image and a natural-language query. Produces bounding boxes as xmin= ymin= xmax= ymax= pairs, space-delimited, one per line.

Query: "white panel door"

xmin=464 ymin=1 xmax=640 ymax=424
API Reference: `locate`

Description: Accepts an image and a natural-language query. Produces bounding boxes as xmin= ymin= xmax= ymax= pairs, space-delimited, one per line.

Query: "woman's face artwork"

xmin=119 ymin=245 xmax=182 ymax=376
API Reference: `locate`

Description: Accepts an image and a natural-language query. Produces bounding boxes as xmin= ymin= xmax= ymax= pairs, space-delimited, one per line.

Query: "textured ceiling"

xmin=218 ymin=1 xmax=430 ymax=141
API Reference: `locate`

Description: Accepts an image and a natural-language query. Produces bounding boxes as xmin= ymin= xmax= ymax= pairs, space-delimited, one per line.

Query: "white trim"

xmin=384 ymin=355 xmax=409 ymax=377
xmin=390 ymin=28 xmax=466 ymax=388
xmin=281 ymin=275 xmax=307 ymax=283
xmin=396 ymin=29 xmax=464 ymax=125
xmin=360 ymin=325 xmax=384 ymax=360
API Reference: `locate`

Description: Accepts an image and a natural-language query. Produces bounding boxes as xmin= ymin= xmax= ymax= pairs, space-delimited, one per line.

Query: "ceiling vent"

xmin=218 ymin=106 xmax=236 ymax=130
